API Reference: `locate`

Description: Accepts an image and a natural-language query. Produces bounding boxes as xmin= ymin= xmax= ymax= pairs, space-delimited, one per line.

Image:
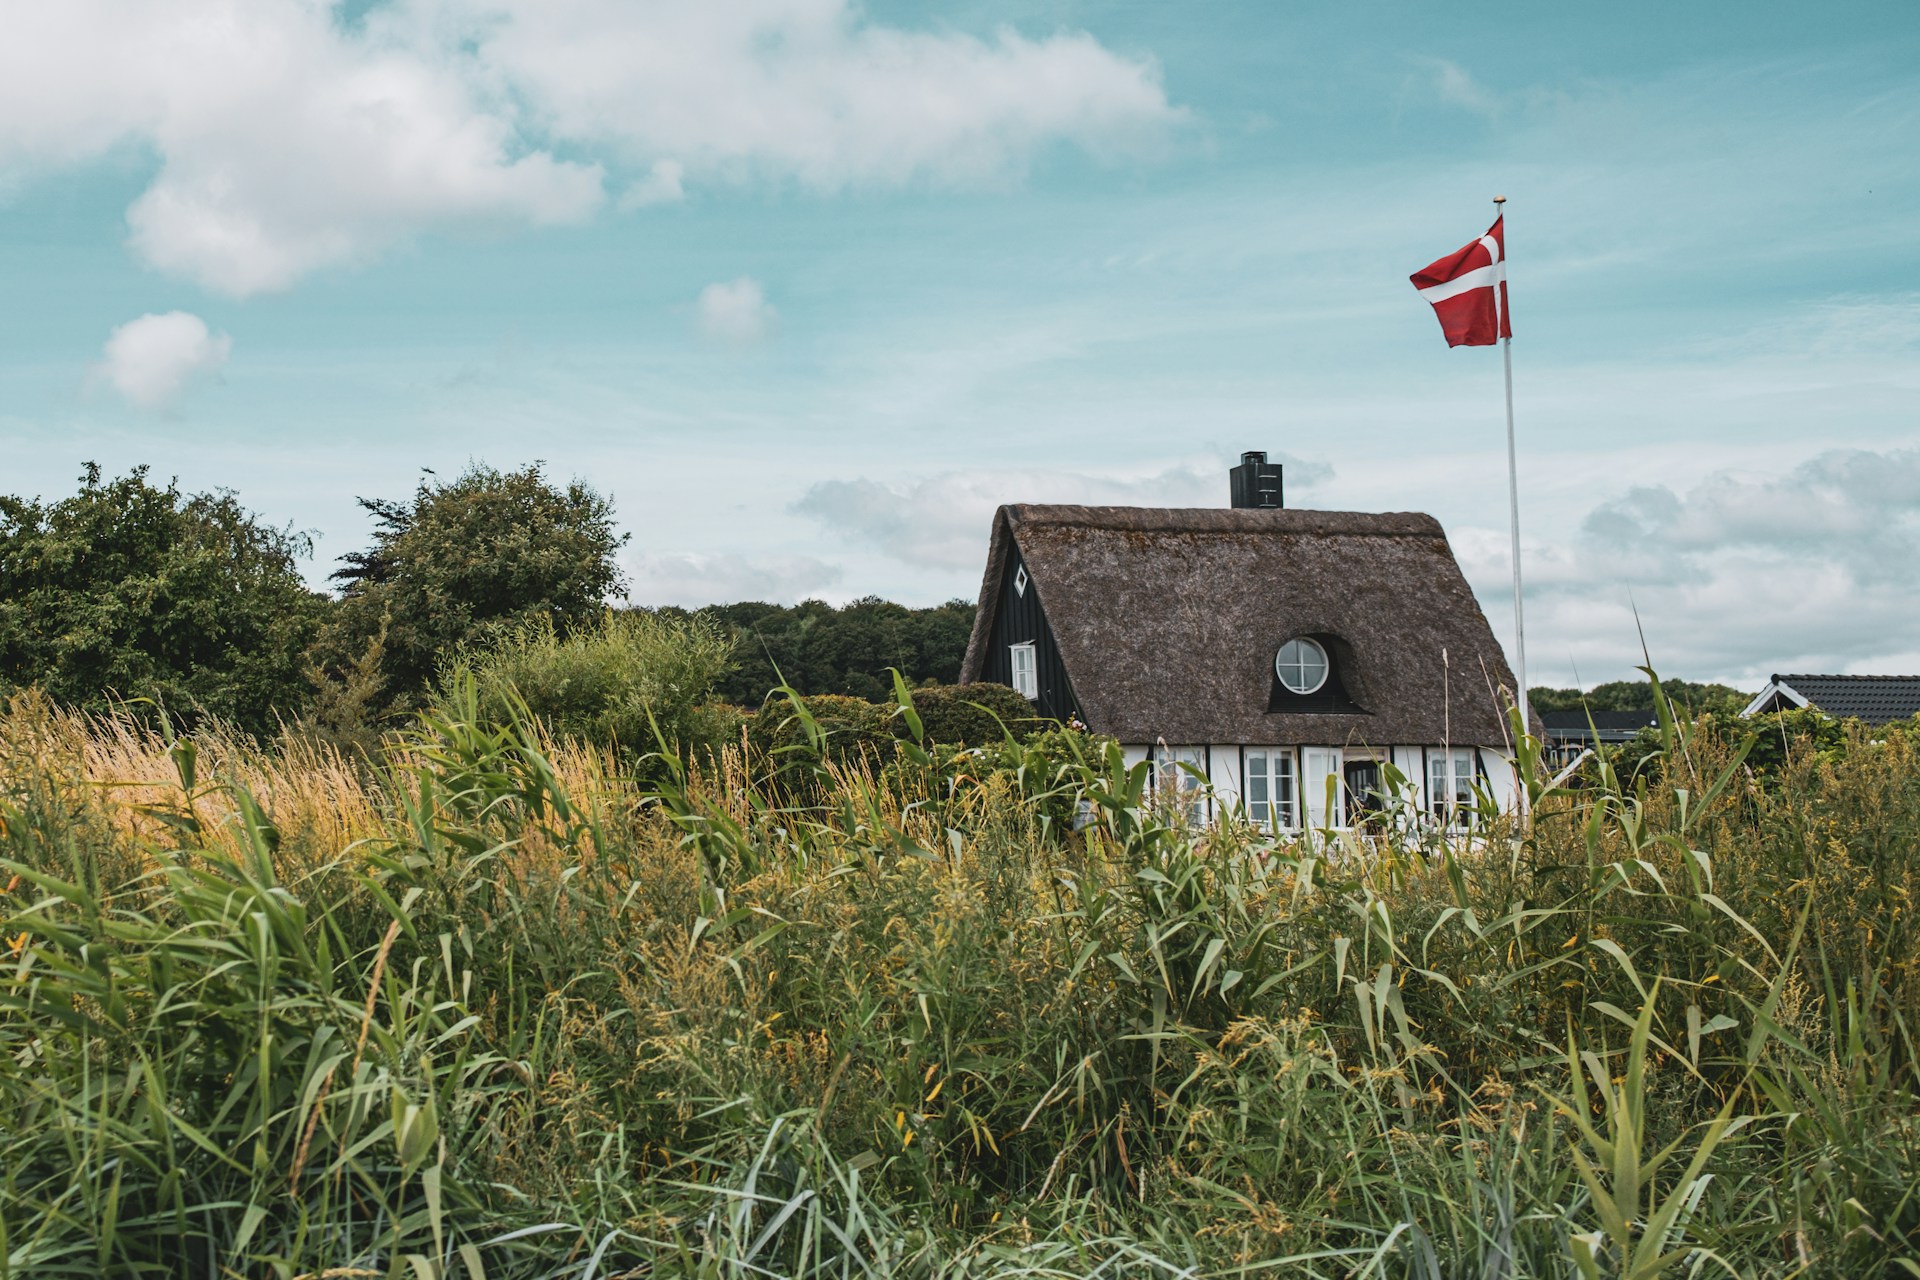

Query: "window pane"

xmin=1276 ymin=638 xmax=1329 ymax=694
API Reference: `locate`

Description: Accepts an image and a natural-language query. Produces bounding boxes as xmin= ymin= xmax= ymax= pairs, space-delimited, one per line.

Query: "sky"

xmin=2 ymin=0 xmax=1917 ymax=690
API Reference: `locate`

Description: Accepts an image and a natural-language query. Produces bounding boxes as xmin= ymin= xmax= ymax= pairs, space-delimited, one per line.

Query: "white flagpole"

xmin=1494 ymin=194 xmax=1531 ymax=816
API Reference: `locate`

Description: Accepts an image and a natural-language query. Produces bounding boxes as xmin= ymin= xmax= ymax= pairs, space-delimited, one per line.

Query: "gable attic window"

xmin=1274 ymin=637 xmax=1330 ymax=695
xmin=1010 ymin=642 xmax=1038 ymax=699
xmin=1013 ymin=564 xmax=1029 ymax=597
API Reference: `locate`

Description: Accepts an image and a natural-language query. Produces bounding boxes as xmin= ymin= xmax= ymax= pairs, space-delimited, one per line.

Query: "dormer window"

xmin=1274 ymin=637 xmax=1329 ymax=695
xmin=1013 ymin=564 xmax=1028 ymax=597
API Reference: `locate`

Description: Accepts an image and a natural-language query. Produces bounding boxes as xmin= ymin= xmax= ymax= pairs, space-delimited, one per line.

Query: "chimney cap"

xmin=1241 ymin=450 xmax=1267 ymax=466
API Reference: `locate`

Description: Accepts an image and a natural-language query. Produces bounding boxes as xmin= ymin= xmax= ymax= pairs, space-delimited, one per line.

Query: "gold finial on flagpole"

xmin=1493 ymin=194 xmax=1507 ymax=204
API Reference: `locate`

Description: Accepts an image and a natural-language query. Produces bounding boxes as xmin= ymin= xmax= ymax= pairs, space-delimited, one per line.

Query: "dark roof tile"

xmin=1773 ymin=674 xmax=1920 ymax=725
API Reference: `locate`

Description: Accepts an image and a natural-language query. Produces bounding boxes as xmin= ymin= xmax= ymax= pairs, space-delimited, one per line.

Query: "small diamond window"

xmin=1013 ymin=564 xmax=1028 ymax=596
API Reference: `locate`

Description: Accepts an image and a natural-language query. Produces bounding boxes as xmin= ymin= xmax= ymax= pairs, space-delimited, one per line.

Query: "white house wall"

xmin=1476 ymin=747 xmax=1519 ymax=813
xmin=1392 ymin=746 xmax=1427 ymax=809
xmin=1207 ymin=745 xmax=1244 ymax=810
xmin=1122 ymin=741 xmax=1523 ymax=826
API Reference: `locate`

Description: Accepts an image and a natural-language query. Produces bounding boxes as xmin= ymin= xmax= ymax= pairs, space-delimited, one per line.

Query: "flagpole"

xmin=1494 ymin=194 xmax=1531 ymax=818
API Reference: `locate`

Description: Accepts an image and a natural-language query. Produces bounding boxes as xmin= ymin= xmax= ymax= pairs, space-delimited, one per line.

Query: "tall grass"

xmin=2 ymin=681 xmax=1918 ymax=1277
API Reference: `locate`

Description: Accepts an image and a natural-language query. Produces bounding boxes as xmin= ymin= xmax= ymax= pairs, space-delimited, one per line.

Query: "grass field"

xmin=3 ymin=684 xmax=1918 ymax=1277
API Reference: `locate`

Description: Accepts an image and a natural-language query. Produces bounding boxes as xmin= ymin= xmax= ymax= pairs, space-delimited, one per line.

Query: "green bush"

xmin=447 ymin=610 xmax=734 ymax=764
xmin=747 ymin=692 xmax=895 ymax=782
xmin=908 ymin=681 xmax=1049 ymax=746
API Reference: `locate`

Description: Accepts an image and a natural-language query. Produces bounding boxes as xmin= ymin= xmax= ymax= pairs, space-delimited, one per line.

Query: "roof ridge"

xmin=1002 ymin=504 xmax=1447 ymax=537
xmin=1779 ymin=673 xmax=1920 ymax=682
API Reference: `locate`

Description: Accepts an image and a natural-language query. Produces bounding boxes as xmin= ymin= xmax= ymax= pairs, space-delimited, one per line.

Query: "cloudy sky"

xmin=3 ymin=0 xmax=1916 ymax=689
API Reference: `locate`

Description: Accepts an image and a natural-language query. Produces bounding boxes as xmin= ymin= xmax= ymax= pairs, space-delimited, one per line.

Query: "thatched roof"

xmin=960 ymin=504 xmax=1532 ymax=747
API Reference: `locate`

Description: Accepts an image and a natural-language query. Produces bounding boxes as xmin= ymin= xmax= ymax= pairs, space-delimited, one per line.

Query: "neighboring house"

xmin=957 ymin=452 xmax=1535 ymax=829
xmin=1539 ymin=710 xmax=1661 ymax=769
xmin=1742 ymin=674 xmax=1920 ymax=726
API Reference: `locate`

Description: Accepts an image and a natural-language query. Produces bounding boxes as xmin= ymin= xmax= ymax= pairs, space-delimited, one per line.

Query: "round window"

xmin=1274 ymin=637 xmax=1330 ymax=695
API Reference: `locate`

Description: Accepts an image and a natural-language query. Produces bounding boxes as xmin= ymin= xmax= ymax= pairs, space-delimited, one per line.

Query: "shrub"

xmin=747 ymin=692 xmax=895 ymax=784
xmin=446 ymin=610 xmax=734 ymax=764
xmin=908 ymin=681 xmax=1050 ymax=746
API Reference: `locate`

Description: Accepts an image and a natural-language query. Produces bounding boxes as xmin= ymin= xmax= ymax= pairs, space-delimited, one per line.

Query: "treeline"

xmin=1530 ymin=677 xmax=1750 ymax=716
xmin=671 ymin=598 xmax=974 ymax=705
xmin=0 ymin=463 xmax=978 ymax=745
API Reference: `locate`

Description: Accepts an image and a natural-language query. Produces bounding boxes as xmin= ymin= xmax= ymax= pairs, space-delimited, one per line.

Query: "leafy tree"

xmin=0 ymin=464 xmax=325 ymax=735
xmin=321 ymin=463 xmax=627 ymax=710
xmin=1530 ymin=677 xmax=1750 ymax=718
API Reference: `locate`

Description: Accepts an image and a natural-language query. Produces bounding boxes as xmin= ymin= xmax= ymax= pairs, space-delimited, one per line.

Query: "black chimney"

xmin=1229 ymin=450 xmax=1284 ymax=509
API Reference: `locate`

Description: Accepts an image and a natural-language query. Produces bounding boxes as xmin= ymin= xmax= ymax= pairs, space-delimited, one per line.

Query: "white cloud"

xmin=697 ymin=277 xmax=778 ymax=344
xmin=0 ymin=2 xmax=607 ymax=297
xmin=447 ymin=0 xmax=1180 ymax=189
xmin=94 ymin=311 xmax=233 ymax=410
xmin=0 ymin=2 xmax=1179 ymax=295
xmin=1506 ymin=447 xmax=1920 ymax=684
xmin=794 ymin=455 xmax=1334 ymax=570
xmin=626 ymin=550 xmax=842 ymax=607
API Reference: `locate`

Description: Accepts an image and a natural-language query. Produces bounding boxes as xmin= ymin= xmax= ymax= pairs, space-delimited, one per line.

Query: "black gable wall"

xmin=979 ymin=545 xmax=1080 ymax=724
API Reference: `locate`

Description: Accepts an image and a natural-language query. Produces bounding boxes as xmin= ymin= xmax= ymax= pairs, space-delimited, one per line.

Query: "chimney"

xmin=1229 ymin=450 xmax=1284 ymax=509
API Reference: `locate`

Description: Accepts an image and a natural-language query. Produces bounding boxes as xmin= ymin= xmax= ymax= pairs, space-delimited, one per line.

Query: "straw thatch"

xmin=959 ymin=504 xmax=1531 ymax=747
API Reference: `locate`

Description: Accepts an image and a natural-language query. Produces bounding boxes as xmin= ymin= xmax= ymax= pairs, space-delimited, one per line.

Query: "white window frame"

xmin=1301 ymin=747 xmax=1344 ymax=829
xmin=1427 ymin=749 xmax=1478 ymax=829
xmin=1275 ymin=637 xmax=1330 ymax=695
xmin=1150 ymin=744 xmax=1209 ymax=825
xmin=1009 ymin=641 xmax=1038 ymax=699
xmin=1242 ymin=748 xmax=1298 ymax=831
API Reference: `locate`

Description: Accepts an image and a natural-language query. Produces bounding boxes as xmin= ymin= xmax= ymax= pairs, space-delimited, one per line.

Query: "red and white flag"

xmin=1410 ymin=218 xmax=1510 ymax=347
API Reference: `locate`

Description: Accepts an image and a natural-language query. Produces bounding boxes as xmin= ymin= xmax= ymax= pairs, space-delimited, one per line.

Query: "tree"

xmin=321 ymin=463 xmax=627 ymax=709
xmin=0 ymin=464 xmax=326 ymax=735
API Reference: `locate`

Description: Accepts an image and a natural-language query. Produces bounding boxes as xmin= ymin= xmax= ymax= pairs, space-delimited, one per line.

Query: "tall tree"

xmin=0 ymin=464 xmax=325 ymax=734
xmin=321 ymin=463 xmax=627 ymax=708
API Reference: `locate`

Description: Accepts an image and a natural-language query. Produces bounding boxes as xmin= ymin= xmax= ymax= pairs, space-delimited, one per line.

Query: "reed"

xmin=2 ymin=683 xmax=1917 ymax=1277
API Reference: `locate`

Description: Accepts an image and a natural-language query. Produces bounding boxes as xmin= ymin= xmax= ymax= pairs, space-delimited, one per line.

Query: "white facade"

xmin=1122 ymin=741 xmax=1519 ymax=830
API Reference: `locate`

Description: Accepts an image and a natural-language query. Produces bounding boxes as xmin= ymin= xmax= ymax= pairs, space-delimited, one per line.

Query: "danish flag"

xmin=1410 ymin=218 xmax=1510 ymax=347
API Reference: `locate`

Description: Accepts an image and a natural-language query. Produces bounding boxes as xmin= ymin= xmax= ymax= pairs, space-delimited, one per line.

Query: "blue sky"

xmin=3 ymin=0 xmax=1917 ymax=688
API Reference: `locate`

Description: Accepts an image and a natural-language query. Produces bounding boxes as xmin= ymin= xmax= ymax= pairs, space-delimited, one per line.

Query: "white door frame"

xmin=1301 ymin=746 xmax=1344 ymax=829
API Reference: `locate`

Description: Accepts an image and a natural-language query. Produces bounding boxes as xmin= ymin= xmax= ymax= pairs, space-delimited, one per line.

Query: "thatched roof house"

xmin=958 ymin=454 xmax=1530 ymax=829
